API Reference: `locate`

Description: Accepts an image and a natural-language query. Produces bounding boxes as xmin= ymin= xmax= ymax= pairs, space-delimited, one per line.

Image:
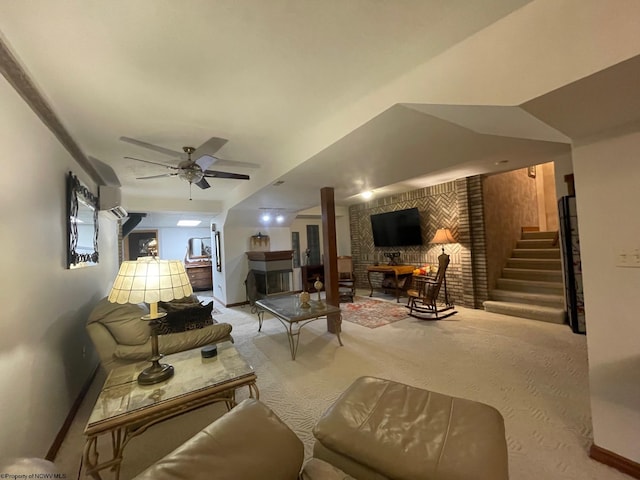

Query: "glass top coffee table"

xmin=255 ymin=294 xmax=343 ymax=360
xmin=83 ymin=341 xmax=257 ymax=480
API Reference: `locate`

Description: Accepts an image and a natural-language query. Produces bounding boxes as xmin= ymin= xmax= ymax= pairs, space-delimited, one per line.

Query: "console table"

xmin=367 ymin=265 xmax=415 ymax=302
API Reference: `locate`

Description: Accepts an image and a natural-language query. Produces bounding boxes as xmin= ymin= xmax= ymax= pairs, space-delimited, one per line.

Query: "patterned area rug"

xmin=342 ymin=296 xmax=410 ymax=328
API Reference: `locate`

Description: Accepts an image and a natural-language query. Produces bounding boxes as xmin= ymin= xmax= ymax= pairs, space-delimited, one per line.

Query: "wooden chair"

xmin=407 ymin=253 xmax=456 ymax=319
xmin=337 ymin=256 xmax=356 ymax=302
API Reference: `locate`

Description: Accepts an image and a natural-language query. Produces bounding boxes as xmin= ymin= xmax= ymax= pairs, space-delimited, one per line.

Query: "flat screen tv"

xmin=370 ymin=208 xmax=423 ymax=247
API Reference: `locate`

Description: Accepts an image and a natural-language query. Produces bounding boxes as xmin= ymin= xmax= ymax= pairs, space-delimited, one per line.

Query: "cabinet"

xmin=185 ymin=263 xmax=213 ymax=291
xmin=301 ymin=264 xmax=324 ymax=292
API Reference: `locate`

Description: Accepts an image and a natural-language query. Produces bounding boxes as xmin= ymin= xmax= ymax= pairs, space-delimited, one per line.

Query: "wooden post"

xmin=321 ymin=187 xmax=340 ymax=333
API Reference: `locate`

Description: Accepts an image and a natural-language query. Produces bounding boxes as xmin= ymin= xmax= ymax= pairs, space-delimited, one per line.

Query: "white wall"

xmin=217 ymin=226 xmax=292 ymax=305
xmin=573 ymin=131 xmax=640 ymax=463
xmin=218 ymin=213 xmax=352 ymax=305
xmin=553 ymin=153 xmax=574 ymax=198
xmin=129 ymin=224 xmax=211 ymax=262
xmin=0 ymin=78 xmax=120 ymax=456
xmin=289 ymin=216 xmax=352 ymax=290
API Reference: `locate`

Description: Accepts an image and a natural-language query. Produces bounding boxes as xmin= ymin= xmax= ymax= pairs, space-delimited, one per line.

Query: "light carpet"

xmin=341 ymin=295 xmax=411 ymax=328
xmin=54 ymin=295 xmax=631 ymax=480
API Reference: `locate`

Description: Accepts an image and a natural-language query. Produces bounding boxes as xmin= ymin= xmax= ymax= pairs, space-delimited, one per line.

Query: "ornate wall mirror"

xmin=66 ymin=172 xmax=99 ymax=268
xmin=187 ymin=237 xmax=212 ymax=261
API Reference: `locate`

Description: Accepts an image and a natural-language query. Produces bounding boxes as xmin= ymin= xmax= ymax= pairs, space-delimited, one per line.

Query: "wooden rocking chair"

xmin=407 ymin=253 xmax=457 ymax=319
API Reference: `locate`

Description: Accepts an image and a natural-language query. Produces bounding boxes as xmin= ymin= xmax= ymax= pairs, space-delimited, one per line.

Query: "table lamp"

xmin=108 ymin=256 xmax=193 ymax=385
xmin=430 ymin=228 xmax=456 ymax=255
xmin=430 ymin=228 xmax=456 ymax=307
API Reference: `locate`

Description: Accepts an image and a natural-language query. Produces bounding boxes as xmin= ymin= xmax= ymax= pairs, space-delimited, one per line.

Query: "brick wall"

xmin=350 ymin=179 xmax=489 ymax=308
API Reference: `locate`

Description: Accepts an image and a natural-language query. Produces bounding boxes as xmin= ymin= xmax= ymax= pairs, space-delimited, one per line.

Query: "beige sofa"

xmin=87 ymin=296 xmax=233 ymax=372
xmin=133 ymin=376 xmax=509 ymax=480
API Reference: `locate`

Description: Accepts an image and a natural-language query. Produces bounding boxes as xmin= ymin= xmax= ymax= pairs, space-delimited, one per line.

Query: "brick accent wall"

xmin=350 ymin=179 xmax=489 ymax=308
xmin=461 ymin=176 xmax=489 ymax=307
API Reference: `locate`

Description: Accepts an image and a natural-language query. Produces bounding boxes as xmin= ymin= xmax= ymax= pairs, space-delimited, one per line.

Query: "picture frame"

xmin=125 ymin=230 xmax=159 ymax=260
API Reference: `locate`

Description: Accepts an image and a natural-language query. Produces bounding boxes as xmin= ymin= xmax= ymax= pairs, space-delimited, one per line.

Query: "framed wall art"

xmin=125 ymin=230 xmax=159 ymax=260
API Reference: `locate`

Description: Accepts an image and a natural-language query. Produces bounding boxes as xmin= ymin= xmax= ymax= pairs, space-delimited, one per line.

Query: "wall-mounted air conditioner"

xmin=99 ymin=185 xmax=128 ymax=219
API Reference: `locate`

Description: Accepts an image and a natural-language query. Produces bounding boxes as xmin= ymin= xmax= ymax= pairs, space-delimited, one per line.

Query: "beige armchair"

xmin=87 ymin=297 xmax=233 ymax=372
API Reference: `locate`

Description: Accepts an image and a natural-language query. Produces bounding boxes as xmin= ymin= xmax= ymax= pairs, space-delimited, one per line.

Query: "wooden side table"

xmin=366 ymin=265 xmax=416 ymax=302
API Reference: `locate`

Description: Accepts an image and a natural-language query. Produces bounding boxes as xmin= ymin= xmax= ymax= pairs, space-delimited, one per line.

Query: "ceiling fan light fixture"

xmin=179 ymin=166 xmax=204 ymax=183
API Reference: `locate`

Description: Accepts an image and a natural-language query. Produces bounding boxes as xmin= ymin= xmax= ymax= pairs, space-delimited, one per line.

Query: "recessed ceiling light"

xmin=276 ymin=215 xmax=285 ymax=223
xmin=177 ymin=220 xmax=202 ymax=227
xmin=261 ymin=214 xmax=271 ymax=222
xmin=361 ymin=190 xmax=373 ymax=199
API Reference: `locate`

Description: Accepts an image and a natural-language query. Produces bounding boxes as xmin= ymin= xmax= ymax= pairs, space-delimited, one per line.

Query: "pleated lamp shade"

xmin=430 ymin=228 xmax=456 ymax=245
xmin=108 ymin=256 xmax=193 ymax=305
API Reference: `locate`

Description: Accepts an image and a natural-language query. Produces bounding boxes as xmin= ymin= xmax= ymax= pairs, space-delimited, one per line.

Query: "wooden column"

xmin=321 ymin=187 xmax=340 ymax=333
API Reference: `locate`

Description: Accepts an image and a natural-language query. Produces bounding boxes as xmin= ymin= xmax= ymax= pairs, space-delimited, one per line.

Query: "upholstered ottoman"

xmin=313 ymin=376 xmax=509 ymax=480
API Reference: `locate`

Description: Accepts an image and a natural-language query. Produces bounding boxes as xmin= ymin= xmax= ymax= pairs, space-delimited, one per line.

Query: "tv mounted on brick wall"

xmin=370 ymin=207 xmax=423 ymax=247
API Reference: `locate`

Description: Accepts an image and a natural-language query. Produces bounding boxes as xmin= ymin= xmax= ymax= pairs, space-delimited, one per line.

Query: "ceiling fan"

xmin=120 ymin=137 xmax=260 ymax=200
xmin=125 ymin=145 xmax=251 ymax=185
xmin=120 ymin=136 xmax=260 ymax=169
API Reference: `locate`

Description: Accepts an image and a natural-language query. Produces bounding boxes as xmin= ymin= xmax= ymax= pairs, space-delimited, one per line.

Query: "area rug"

xmin=341 ymin=296 xmax=410 ymax=328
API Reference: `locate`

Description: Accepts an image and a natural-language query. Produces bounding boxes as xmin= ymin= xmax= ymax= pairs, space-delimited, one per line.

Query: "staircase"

xmin=483 ymin=230 xmax=566 ymax=324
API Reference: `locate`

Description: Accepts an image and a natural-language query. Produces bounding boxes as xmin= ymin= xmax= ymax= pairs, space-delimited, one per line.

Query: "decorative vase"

xmin=299 ymin=291 xmax=311 ymax=308
xmin=314 ymin=277 xmax=323 ymax=302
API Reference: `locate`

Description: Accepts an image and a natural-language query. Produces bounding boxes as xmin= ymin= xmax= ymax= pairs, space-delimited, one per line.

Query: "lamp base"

xmin=137 ymin=360 xmax=174 ymax=385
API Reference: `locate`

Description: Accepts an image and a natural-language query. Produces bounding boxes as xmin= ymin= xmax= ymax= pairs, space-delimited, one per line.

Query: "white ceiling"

xmin=1 ymin=1 xmax=639 ymax=227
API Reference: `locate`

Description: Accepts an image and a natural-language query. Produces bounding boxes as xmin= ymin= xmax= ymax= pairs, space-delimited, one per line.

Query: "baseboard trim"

xmin=225 ymin=300 xmax=249 ymax=308
xmin=46 ymin=363 xmax=99 ymax=461
xmin=590 ymin=443 xmax=640 ymax=479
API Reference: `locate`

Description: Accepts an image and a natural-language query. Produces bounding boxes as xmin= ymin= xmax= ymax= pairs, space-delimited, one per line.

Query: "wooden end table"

xmin=366 ymin=265 xmax=416 ymax=302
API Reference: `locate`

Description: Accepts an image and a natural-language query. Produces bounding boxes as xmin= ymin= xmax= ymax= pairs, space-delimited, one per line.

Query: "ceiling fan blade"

xmin=193 ymin=137 xmax=228 ymax=158
xmin=212 ymin=157 xmax=260 ymax=169
xmin=197 ymin=154 xmax=260 ymax=170
xmin=195 ymin=178 xmax=211 ymax=189
xmin=203 ymin=170 xmax=250 ymax=180
xmin=195 ymin=154 xmax=216 ymax=171
xmin=125 ymin=156 xmax=179 ymax=169
xmin=136 ymin=173 xmax=179 ymax=180
xmin=120 ymin=136 xmax=183 ymax=158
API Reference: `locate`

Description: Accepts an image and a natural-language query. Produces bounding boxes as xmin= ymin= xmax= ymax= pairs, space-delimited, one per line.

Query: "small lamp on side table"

xmin=108 ymin=256 xmax=193 ymax=385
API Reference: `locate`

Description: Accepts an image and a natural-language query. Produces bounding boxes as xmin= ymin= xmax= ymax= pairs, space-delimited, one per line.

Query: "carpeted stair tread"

xmin=502 ymin=268 xmax=562 ymax=282
xmin=489 ymin=289 xmax=565 ymax=308
xmin=483 ymin=301 xmax=566 ymax=324
xmin=506 ymin=258 xmax=562 ymax=270
xmin=512 ymin=248 xmax=561 ymax=259
xmin=521 ymin=231 xmax=557 ymax=240
xmin=496 ymin=277 xmax=564 ymax=295
xmin=516 ymin=238 xmax=558 ymax=249
xmin=488 ymin=230 xmax=564 ymax=324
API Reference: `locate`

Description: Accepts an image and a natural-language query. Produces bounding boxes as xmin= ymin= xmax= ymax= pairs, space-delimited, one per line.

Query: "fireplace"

xmin=246 ymin=250 xmax=294 ymax=297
